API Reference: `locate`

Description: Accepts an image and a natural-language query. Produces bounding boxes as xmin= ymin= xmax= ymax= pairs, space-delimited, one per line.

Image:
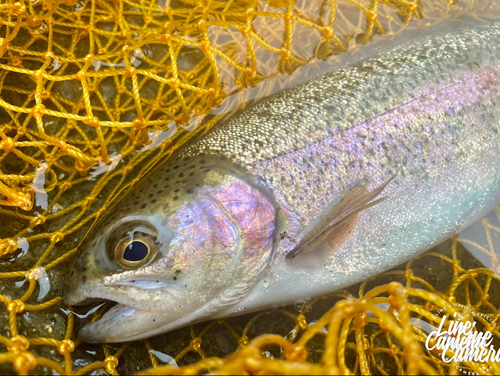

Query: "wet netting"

xmin=1 ymin=0 xmax=500 ymax=374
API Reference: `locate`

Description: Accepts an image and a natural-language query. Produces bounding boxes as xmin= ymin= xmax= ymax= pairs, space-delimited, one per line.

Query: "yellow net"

xmin=1 ymin=0 xmax=500 ymax=374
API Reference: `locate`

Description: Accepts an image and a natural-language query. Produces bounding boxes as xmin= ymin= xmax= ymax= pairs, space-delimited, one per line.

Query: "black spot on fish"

xmin=148 ymin=193 xmax=153 ymax=198
xmin=189 ymin=172 xmax=194 ymax=176
xmin=164 ymin=177 xmax=170 ymax=181
xmin=141 ymin=204 xmax=147 ymax=209
xmin=151 ymin=199 xmax=156 ymax=204
xmin=164 ymin=184 xmax=170 ymax=188
xmin=82 ymin=267 xmax=87 ymax=272
xmin=164 ymin=204 xmax=169 ymax=210
xmin=165 ymin=168 xmax=170 ymax=173
xmin=173 ymin=165 xmax=180 ymax=169
xmin=157 ymin=190 xmax=163 ymax=194
xmin=186 ymin=188 xmax=193 ymax=194
xmin=173 ymin=196 xmax=179 ymax=201
xmin=82 ymin=276 xmax=87 ymax=282
xmin=153 ymin=319 xmax=155 ymax=322
xmin=200 ymin=160 xmax=206 ymax=164
xmin=189 ymin=165 xmax=195 ymax=169
xmin=178 ymin=173 xmax=184 ymax=178
xmin=220 ymin=155 xmax=227 ymax=160
xmin=173 ymin=276 xmax=177 ymax=280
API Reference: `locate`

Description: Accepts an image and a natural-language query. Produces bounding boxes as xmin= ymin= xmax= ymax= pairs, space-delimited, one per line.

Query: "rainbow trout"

xmin=65 ymin=20 xmax=500 ymax=343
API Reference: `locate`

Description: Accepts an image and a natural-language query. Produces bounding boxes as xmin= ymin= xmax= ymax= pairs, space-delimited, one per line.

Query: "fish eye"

xmin=107 ymin=220 xmax=161 ymax=270
xmin=123 ymin=240 xmax=149 ymax=262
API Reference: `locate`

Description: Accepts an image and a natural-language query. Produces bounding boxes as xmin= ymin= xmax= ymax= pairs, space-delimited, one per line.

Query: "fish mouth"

xmin=64 ymin=284 xmax=203 ymax=343
xmin=79 ymin=302 xmax=157 ymax=343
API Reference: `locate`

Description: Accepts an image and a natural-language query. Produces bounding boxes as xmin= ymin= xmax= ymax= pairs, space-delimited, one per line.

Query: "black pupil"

xmin=123 ymin=241 xmax=149 ymax=262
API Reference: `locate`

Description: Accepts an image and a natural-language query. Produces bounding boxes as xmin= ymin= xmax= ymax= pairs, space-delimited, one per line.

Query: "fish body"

xmin=65 ymin=20 xmax=500 ymax=342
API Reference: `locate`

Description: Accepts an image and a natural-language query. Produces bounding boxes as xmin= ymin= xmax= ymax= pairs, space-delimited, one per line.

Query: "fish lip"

xmin=78 ymin=303 xmax=144 ymax=343
xmin=64 ymin=284 xmax=179 ymax=343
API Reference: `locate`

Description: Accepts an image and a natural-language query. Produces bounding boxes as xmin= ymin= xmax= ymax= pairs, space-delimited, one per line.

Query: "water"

xmin=1 ymin=0 xmax=500 ymax=373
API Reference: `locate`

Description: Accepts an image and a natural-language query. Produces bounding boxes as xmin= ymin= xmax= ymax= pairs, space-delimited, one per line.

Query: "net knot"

xmin=76 ymin=71 xmax=87 ymax=81
xmin=105 ymin=355 xmax=119 ymax=373
xmin=321 ymin=26 xmax=333 ymax=40
xmin=365 ymin=10 xmax=377 ymax=24
xmin=283 ymin=11 xmax=295 ymax=23
xmin=451 ymin=261 xmax=462 ymax=273
xmin=50 ymin=231 xmax=65 ymax=244
xmin=13 ymin=352 xmax=37 ymax=374
xmin=12 ymin=2 xmax=26 ymax=15
xmin=82 ymin=196 xmax=96 ymax=210
xmin=27 ymin=267 xmax=44 ymax=281
xmin=199 ymin=39 xmax=211 ymax=53
xmin=83 ymin=116 xmax=100 ymax=128
xmin=206 ymin=85 xmax=218 ymax=99
xmin=124 ymin=67 xmax=137 ymax=78
xmin=295 ymin=314 xmax=308 ymax=331
xmin=238 ymin=336 xmax=249 ymax=348
xmin=32 ymin=70 xmax=46 ymax=81
xmin=245 ymin=8 xmax=255 ymax=18
xmin=279 ymin=48 xmax=291 ymax=60
xmin=0 ymin=238 xmax=18 ymax=256
xmin=30 ymin=215 xmax=46 ymax=227
xmin=31 ymin=104 xmax=46 ymax=120
xmin=42 ymin=51 xmax=54 ymax=61
xmin=57 ymin=339 xmax=75 ymax=355
xmin=41 ymin=90 xmax=51 ymax=101
xmin=0 ymin=137 xmax=15 ymax=152
xmin=390 ymin=344 xmax=399 ymax=357
xmin=59 ymin=181 xmax=72 ymax=192
xmin=239 ymin=24 xmax=252 ymax=36
xmin=7 ymin=336 xmax=29 ymax=353
xmin=117 ymin=85 xmax=127 ymax=95
xmin=190 ymin=337 xmax=202 ymax=351
xmin=167 ymin=77 xmax=182 ymax=91
xmin=133 ymin=118 xmax=146 ymax=130
xmin=7 ymin=299 xmax=25 ymax=314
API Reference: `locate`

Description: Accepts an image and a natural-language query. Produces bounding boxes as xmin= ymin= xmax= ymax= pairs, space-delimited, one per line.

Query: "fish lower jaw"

xmin=78 ymin=301 xmax=208 ymax=343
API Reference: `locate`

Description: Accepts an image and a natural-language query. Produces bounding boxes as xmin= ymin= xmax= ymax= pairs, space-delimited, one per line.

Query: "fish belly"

xmin=181 ymin=20 xmax=500 ymax=315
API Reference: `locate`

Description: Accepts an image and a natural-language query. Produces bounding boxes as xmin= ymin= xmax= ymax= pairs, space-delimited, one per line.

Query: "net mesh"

xmin=1 ymin=0 xmax=500 ymax=374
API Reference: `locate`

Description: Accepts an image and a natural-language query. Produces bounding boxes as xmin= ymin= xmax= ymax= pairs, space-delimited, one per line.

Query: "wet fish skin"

xmin=65 ymin=21 xmax=500 ymax=342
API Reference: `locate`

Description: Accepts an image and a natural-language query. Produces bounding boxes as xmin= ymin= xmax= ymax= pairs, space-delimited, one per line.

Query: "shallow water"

xmin=1 ymin=0 xmax=500 ymax=374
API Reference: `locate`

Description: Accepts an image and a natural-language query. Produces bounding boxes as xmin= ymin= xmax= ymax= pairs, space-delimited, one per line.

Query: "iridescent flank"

xmin=65 ymin=21 xmax=500 ymax=342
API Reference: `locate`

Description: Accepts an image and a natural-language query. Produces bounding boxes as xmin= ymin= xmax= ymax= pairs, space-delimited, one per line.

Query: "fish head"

xmin=64 ymin=159 xmax=276 ymax=342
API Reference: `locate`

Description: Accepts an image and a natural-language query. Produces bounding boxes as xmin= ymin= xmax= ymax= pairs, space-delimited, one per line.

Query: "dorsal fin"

xmin=286 ymin=176 xmax=395 ymax=261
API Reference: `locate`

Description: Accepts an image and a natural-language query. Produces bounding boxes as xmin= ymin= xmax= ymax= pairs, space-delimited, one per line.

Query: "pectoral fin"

xmin=286 ymin=176 xmax=395 ymax=264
